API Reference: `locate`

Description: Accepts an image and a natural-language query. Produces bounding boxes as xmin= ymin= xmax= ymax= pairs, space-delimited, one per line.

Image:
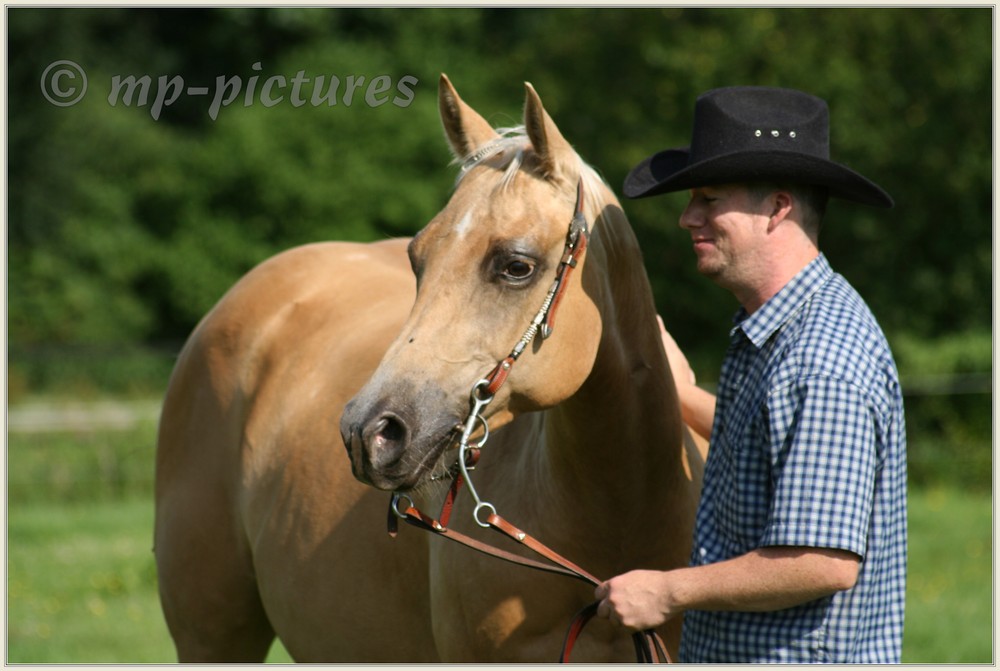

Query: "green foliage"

xmin=892 ymin=330 xmax=992 ymax=490
xmin=8 ymin=345 xmax=175 ymax=402
xmin=8 ymin=423 xmax=157 ymax=504
xmin=8 ymin=7 xmax=991 ymax=349
xmin=893 ymin=329 xmax=992 ymax=377
xmin=7 ymin=8 xmax=992 ymax=490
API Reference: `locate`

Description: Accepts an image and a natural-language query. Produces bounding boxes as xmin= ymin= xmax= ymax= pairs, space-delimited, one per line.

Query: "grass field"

xmin=5 ymin=415 xmax=994 ymax=663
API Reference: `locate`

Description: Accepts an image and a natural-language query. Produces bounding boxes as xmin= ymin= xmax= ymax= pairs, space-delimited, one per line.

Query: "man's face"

xmin=678 ymin=184 xmax=772 ymax=291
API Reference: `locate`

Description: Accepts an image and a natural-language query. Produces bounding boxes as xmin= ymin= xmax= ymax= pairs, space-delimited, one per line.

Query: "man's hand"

xmin=595 ymin=569 xmax=681 ymax=631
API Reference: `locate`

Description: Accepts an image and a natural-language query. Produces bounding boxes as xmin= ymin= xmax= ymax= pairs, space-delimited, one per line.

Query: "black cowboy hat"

xmin=623 ymin=86 xmax=894 ymax=208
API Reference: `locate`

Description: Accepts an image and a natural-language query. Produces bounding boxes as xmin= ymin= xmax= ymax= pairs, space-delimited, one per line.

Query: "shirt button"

xmin=699 ymin=547 xmax=708 ymax=558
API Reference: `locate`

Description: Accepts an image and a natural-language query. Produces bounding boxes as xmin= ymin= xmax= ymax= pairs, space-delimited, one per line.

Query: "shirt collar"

xmin=731 ymin=254 xmax=834 ymax=348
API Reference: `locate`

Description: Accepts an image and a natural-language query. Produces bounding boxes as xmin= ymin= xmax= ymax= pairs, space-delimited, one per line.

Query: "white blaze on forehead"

xmin=453 ymin=208 xmax=476 ymax=240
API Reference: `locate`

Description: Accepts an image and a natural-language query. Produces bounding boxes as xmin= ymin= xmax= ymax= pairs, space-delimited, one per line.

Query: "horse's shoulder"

xmin=179 ymin=238 xmax=414 ymax=377
xmin=217 ymin=236 xmax=411 ymax=309
xmin=253 ymin=237 xmax=413 ymax=278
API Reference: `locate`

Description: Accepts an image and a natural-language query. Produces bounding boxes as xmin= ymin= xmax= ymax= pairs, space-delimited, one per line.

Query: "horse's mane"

xmin=453 ymin=126 xmax=611 ymax=220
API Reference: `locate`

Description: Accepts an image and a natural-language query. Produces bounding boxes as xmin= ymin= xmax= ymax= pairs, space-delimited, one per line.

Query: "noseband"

xmin=388 ymin=179 xmax=671 ymax=664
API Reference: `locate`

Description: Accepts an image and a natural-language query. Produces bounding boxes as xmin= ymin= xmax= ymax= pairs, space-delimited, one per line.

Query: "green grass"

xmin=6 ymin=498 xmax=293 ymax=664
xmin=7 ymin=423 xmax=157 ymax=504
xmin=5 ymin=414 xmax=993 ymax=663
xmin=903 ymin=486 xmax=994 ymax=663
xmin=5 ymin=488 xmax=992 ymax=663
xmin=8 ymin=499 xmax=171 ymax=663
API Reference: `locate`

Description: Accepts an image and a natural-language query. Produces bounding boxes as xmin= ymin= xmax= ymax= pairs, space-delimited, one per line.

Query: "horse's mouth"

xmin=340 ymin=373 xmax=495 ymax=493
xmin=349 ymin=420 xmax=462 ymax=493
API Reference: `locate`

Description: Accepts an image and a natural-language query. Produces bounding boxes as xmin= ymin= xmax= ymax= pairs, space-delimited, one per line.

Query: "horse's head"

xmin=341 ymin=75 xmax=610 ymax=492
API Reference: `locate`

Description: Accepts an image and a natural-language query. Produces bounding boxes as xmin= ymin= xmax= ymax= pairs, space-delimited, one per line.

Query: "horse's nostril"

xmin=375 ymin=415 xmax=406 ymax=444
xmin=365 ymin=414 xmax=409 ymax=468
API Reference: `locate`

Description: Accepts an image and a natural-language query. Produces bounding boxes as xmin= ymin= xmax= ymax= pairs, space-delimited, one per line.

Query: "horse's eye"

xmin=503 ymin=260 xmax=535 ymax=280
xmin=485 ymin=245 xmax=541 ymax=287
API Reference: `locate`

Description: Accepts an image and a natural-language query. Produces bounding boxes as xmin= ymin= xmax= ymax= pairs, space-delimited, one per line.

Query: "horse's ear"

xmin=439 ymin=73 xmax=499 ymax=160
xmin=524 ymin=82 xmax=576 ymax=180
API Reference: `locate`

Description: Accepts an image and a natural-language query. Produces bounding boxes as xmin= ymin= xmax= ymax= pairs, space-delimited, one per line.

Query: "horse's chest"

xmin=427 ymin=526 xmax=592 ymax=661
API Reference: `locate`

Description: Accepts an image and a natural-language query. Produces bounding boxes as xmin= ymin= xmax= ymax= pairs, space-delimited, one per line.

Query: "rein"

xmin=387 ymin=179 xmax=671 ymax=664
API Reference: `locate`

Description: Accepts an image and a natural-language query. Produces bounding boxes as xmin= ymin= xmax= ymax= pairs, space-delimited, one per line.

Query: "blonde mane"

xmin=453 ymin=126 xmax=612 ymax=223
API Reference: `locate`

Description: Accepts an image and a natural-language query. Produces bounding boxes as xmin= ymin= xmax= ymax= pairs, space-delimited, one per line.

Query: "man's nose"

xmin=679 ymin=203 xmax=699 ymax=230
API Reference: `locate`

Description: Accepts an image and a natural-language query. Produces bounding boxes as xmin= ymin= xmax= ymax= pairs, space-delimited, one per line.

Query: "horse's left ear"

xmin=524 ymin=82 xmax=576 ymax=181
xmin=439 ymin=73 xmax=500 ymax=160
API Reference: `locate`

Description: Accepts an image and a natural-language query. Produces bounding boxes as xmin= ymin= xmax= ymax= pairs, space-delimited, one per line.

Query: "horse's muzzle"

xmin=340 ymin=382 xmax=457 ymax=492
xmin=341 ymin=407 xmax=411 ymax=489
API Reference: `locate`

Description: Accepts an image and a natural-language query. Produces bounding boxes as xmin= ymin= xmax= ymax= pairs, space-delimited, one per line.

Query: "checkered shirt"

xmin=679 ymin=254 xmax=907 ymax=663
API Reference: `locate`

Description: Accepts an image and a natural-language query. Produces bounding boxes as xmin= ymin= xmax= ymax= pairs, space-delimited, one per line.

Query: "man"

xmin=595 ymin=86 xmax=907 ymax=663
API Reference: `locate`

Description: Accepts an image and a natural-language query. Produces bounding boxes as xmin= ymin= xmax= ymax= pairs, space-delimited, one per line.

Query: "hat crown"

xmin=689 ymin=86 xmax=830 ymax=162
xmin=621 ymin=85 xmax=892 ymax=207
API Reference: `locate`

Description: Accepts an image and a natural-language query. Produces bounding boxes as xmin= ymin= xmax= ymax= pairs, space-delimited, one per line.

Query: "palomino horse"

xmin=154 ymin=74 xmax=705 ymax=663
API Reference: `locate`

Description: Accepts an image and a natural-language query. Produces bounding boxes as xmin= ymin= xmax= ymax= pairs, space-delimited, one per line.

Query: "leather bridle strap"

xmin=560 ymin=602 xmax=671 ymax=664
xmin=482 ymin=179 xmax=589 ymax=397
xmin=391 ymin=497 xmax=596 ymax=584
xmin=389 ymin=442 xmax=670 ymax=662
xmin=390 ymin=494 xmax=671 ymax=663
xmin=385 ymin=178 xmax=671 ymax=663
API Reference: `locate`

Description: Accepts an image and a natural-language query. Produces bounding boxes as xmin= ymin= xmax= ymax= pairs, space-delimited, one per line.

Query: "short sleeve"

xmin=759 ymin=374 xmax=877 ymax=558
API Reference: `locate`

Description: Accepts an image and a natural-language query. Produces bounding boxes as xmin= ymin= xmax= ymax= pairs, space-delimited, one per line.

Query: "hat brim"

xmin=623 ymin=147 xmax=894 ymax=208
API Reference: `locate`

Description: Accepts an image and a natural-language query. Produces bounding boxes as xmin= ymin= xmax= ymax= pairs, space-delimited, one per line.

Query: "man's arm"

xmin=658 ymin=316 xmax=716 ymax=441
xmin=595 ymin=546 xmax=860 ymax=631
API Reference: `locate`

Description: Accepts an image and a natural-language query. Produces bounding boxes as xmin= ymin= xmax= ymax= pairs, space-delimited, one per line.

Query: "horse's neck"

xmin=539 ymin=201 xmax=691 ymax=529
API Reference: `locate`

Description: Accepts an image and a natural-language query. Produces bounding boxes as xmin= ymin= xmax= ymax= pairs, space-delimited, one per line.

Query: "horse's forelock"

xmin=453 ymin=126 xmax=529 ymax=190
xmin=453 ymin=125 xmax=611 ymax=219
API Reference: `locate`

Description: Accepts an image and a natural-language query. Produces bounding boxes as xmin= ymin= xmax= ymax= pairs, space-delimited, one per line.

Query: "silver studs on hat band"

xmin=754 ymin=129 xmax=798 ymax=138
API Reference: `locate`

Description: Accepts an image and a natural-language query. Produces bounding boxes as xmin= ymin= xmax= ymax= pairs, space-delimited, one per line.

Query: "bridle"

xmin=387 ymin=179 xmax=671 ymax=664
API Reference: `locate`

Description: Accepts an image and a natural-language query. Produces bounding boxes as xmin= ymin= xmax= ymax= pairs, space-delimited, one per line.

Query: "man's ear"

xmin=768 ymin=190 xmax=795 ymax=231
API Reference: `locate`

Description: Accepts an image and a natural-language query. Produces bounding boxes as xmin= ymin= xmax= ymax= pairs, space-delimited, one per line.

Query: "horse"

xmin=153 ymin=74 xmax=706 ymax=663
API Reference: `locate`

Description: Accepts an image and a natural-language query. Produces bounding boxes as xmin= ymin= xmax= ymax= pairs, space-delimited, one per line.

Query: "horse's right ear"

xmin=439 ymin=73 xmax=499 ymax=160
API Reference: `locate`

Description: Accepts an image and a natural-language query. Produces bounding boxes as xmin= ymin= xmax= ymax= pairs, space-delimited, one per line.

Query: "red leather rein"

xmin=388 ymin=451 xmax=671 ymax=663
xmin=387 ymin=180 xmax=671 ymax=664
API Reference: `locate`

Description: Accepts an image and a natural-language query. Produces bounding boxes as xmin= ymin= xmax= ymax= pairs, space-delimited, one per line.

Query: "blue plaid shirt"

xmin=679 ymin=254 xmax=907 ymax=663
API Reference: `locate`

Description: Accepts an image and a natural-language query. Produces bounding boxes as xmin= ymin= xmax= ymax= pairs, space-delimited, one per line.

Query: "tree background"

xmin=7 ymin=7 xmax=992 ymax=487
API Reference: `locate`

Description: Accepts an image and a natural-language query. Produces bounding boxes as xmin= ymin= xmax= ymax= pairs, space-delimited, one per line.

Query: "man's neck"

xmin=738 ymin=247 xmax=820 ymax=314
